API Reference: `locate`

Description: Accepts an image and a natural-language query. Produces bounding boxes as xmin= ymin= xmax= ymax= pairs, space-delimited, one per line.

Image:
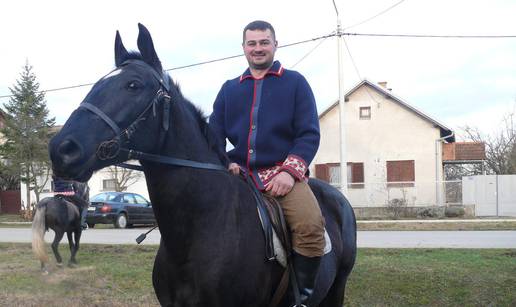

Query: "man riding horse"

xmin=209 ymin=20 xmax=324 ymax=306
xmin=53 ymin=176 xmax=90 ymax=230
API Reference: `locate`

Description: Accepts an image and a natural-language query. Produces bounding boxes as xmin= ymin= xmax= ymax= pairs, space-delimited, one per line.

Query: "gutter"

xmin=435 ymin=131 xmax=455 ymax=206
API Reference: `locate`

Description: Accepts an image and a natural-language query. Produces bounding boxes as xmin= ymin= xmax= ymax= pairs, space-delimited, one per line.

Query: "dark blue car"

xmin=86 ymin=192 xmax=156 ymax=228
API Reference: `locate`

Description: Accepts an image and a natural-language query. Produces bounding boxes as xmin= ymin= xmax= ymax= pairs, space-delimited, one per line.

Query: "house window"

xmin=359 ymin=106 xmax=371 ymax=120
xmin=315 ymin=162 xmax=364 ymax=189
xmin=386 ymin=160 xmax=415 ymax=187
xmin=102 ymin=179 xmax=118 ymax=191
xmin=347 ymin=162 xmax=364 ymax=189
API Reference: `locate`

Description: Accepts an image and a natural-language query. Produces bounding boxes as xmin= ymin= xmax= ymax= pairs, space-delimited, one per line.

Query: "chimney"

xmin=378 ymin=81 xmax=392 ymax=91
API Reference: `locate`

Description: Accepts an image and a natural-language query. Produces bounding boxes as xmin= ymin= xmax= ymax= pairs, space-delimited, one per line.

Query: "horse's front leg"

xmin=52 ymin=230 xmax=65 ymax=267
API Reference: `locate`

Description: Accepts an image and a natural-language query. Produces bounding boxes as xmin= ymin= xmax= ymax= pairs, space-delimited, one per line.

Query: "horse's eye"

xmin=127 ymin=81 xmax=142 ymax=91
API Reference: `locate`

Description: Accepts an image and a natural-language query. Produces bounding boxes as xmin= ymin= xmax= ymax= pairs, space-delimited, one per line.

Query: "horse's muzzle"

xmin=49 ymin=136 xmax=88 ymax=180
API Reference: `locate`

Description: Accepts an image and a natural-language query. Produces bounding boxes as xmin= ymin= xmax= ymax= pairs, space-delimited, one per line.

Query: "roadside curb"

xmin=357 ymin=219 xmax=516 ymax=223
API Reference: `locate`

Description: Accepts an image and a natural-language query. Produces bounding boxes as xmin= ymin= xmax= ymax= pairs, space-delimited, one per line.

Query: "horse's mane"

xmin=117 ymin=51 xmax=229 ymax=167
xmin=178 ymin=90 xmax=231 ymax=168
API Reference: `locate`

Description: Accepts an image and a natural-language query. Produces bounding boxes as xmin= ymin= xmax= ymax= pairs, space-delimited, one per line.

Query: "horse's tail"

xmin=32 ymin=201 xmax=48 ymax=264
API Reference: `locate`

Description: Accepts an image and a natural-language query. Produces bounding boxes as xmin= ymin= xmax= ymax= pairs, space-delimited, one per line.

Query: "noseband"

xmin=78 ymin=59 xmax=226 ymax=172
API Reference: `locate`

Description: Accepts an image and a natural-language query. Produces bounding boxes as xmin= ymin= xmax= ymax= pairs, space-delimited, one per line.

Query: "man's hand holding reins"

xmin=228 ymin=162 xmax=241 ymax=175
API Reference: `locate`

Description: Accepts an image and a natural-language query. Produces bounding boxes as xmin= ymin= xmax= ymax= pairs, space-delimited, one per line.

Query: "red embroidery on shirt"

xmin=258 ymin=155 xmax=308 ymax=184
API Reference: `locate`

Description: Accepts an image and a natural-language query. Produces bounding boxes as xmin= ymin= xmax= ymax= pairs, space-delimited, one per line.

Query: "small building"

xmin=311 ymin=79 xmax=484 ymax=212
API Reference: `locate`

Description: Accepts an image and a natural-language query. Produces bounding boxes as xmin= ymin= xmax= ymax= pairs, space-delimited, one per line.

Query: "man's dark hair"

xmin=242 ymin=20 xmax=276 ymax=43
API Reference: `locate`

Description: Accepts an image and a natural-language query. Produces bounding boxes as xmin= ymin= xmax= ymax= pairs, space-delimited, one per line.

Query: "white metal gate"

xmin=462 ymin=175 xmax=516 ymax=217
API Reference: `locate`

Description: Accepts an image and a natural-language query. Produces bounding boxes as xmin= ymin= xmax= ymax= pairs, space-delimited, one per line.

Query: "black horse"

xmin=49 ymin=24 xmax=356 ymax=306
xmin=32 ymin=181 xmax=89 ymax=273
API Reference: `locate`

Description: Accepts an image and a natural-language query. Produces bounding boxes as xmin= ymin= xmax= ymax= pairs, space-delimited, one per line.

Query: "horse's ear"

xmin=137 ymin=23 xmax=163 ymax=72
xmin=115 ymin=30 xmax=128 ymax=67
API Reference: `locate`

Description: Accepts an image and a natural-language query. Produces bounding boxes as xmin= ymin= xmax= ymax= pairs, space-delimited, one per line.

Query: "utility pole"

xmin=336 ymin=14 xmax=348 ymax=196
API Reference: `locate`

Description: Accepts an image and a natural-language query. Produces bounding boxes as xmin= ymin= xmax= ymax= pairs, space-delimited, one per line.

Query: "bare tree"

xmin=462 ymin=111 xmax=516 ymax=175
xmin=105 ymin=164 xmax=143 ymax=192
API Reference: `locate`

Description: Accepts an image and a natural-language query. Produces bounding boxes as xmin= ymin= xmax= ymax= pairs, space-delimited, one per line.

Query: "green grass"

xmin=357 ymin=221 xmax=516 ymax=231
xmin=0 ymin=243 xmax=159 ymax=306
xmin=1 ymin=243 xmax=515 ymax=306
xmin=0 ymin=214 xmax=27 ymax=223
xmin=345 ymin=249 xmax=516 ymax=306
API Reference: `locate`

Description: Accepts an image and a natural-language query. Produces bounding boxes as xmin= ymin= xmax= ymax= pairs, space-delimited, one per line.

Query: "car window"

xmin=123 ymin=194 xmax=137 ymax=204
xmin=107 ymin=193 xmax=118 ymax=201
xmin=134 ymin=194 xmax=149 ymax=205
xmin=91 ymin=193 xmax=107 ymax=202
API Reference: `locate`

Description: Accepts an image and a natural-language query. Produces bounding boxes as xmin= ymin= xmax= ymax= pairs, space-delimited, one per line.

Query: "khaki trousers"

xmin=269 ymin=181 xmax=325 ymax=257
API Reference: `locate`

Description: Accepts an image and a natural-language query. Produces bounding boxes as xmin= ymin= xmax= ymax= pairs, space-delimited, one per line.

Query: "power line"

xmin=332 ymin=0 xmax=340 ymax=18
xmin=1 ymin=31 xmax=515 ymax=100
xmin=291 ymin=32 xmax=335 ymax=68
xmin=342 ymin=37 xmax=362 ymax=80
xmin=0 ymin=33 xmax=335 ymax=100
xmin=342 ymin=36 xmax=383 ymax=105
xmin=344 ymin=0 xmax=406 ymax=30
xmin=345 ymin=33 xmax=516 ymax=38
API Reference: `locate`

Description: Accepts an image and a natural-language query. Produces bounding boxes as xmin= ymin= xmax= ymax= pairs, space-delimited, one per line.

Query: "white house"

xmin=311 ymin=80 xmax=457 ymax=208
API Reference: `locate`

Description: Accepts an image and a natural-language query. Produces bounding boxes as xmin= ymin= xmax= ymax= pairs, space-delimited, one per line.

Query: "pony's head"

xmin=50 ymin=23 xmax=177 ymax=181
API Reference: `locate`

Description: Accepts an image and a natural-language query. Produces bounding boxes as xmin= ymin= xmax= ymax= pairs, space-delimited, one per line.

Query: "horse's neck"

xmin=141 ymin=102 xmax=229 ymax=244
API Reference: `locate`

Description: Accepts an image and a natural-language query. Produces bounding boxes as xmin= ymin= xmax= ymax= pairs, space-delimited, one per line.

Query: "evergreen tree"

xmin=0 ymin=61 xmax=55 ymax=211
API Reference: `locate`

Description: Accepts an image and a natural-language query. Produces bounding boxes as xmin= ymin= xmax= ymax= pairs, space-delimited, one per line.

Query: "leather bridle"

xmin=78 ymin=59 xmax=226 ymax=172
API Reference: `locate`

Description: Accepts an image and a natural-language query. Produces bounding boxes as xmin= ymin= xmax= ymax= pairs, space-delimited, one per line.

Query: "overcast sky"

xmin=1 ymin=0 xmax=515 ymax=139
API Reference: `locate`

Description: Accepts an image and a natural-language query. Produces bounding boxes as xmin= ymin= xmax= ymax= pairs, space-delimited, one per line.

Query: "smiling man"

xmin=209 ymin=20 xmax=324 ymax=306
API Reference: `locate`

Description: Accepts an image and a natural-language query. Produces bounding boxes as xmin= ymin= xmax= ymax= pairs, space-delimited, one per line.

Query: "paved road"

xmin=1 ymin=228 xmax=515 ymax=248
xmin=0 ymin=228 xmax=161 ymax=245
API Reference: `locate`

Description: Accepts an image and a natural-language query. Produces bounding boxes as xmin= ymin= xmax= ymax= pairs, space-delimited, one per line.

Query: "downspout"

xmin=435 ymin=131 xmax=454 ymax=207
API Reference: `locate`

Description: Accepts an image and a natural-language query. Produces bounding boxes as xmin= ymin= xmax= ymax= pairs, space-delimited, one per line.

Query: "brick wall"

xmin=443 ymin=142 xmax=486 ymax=161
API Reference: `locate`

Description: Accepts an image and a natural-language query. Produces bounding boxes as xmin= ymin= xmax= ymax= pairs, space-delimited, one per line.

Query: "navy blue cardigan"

xmin=209 ymin=61 xmax=320 ymax=186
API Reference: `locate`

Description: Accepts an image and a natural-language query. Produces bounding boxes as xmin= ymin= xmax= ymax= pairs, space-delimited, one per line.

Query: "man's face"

xmin=243 ymin=29 xmax=277 ymax=70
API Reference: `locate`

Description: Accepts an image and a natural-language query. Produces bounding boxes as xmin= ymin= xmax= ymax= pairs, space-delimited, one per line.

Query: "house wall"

xmin=311 ymin=85 xmax=442 ymax=207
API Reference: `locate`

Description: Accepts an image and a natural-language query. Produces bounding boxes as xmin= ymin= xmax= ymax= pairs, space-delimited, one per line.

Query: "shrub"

xmin=445 ymin=206 xmax=465 ymax=218
xmin=387 ymin=198 xmax=408 ymax=219
xmin=416 ymin=207 xmax=442 ymax=218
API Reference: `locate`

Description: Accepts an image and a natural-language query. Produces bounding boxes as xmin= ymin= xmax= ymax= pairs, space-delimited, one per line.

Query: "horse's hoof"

xmin=68 ymin=262 xmax=77 ymax=268
xmin=56 ymin=262 xmax=63 ymax=268
xmin=41 ymin=270 xmax=49 ymax=275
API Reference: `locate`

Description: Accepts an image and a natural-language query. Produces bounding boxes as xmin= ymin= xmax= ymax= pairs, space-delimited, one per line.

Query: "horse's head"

xmin=50 ymin=23 xmax=175 ymax=181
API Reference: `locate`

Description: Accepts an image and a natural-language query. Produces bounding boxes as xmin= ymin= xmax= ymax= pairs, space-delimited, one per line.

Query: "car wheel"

xmin=87 ymin=223 xmax=95 ymax=228
xmin=114 ymin=213 xmax=128 ymax=229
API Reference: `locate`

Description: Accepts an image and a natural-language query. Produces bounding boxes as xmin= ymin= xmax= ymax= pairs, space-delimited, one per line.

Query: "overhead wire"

xmin=0 ymin=33 xmax=336 ymax=100
xmin=342 ymin=36 xmax=383 ymax=105
xmin=1 ymin=31 xmax=515 ymax=100
xmin=344 ymin=0 xmax=406 ymax=30
xmin=346 ymin=33 xmax=516 ymax=38
xmin=291 ymin=31 xmax=335 ymax=68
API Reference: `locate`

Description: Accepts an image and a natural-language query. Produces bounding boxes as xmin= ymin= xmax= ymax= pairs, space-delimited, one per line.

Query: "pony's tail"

xmin=32 ymin=202 xmax=48 ymax=264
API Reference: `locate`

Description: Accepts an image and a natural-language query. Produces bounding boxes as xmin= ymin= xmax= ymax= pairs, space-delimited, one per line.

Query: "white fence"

xmin=334 ymin=176 xmax=516 ymax=217
xmin=463 ymin=175 xmax=516 ymax=217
